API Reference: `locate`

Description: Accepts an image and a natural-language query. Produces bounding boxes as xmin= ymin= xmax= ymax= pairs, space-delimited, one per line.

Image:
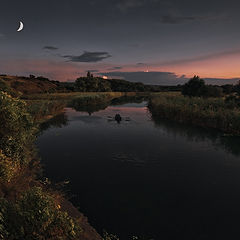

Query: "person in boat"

xmin=115 ymin=114 xmax=122 ymax=123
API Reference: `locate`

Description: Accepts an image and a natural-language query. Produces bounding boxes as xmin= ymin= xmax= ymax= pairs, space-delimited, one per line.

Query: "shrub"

xmin=182 ymin=76 xmax=223 ymax=98
xmin=203 ymin=85 xmax=223 ymax=98
xmin=182 ymin=76 xmax=206 ymax=97
xmin=225 ymin=95 xmax=240 ymax=108
xmin=0 ymin=80 xmax=19 ymax=97
xmin=0 ymin=151 xmax=20 ymax=183
xmin=0 ymin=91 xmax=36 ymax=164
xmin=0 ymin=187 xmax=82 ymax=240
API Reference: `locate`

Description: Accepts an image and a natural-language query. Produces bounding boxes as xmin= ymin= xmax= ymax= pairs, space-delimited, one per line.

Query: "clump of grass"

xmin=26 ymin=100 xmax=67 ymax=122
xmin=148 ymin=93 xmax=240 ymax=135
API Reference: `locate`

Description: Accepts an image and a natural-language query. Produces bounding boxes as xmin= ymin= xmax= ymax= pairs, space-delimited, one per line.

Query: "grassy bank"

xmin=0 ymin=91 xmax=151 ymax=239
xmin=21 ymin=92 xmax=135 ymax=100
xmin=148 ymin=92 xmax=240 ymax=135
xmin=25 ymin=92 xmax=147 ymax=122
xmin=0 ymin=91 xmax=102 ymax=240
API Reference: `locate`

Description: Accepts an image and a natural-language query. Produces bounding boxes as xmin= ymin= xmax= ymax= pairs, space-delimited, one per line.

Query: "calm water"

xmin=37 ymin=99 xmax=240 ymax=240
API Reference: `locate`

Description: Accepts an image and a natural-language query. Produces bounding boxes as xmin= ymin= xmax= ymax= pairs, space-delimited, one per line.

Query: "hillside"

xmin=0 ymin=75 xmax=65 ymax=96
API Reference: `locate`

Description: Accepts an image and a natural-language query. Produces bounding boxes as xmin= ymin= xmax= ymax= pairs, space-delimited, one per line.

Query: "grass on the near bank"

xmin=148 ymin=92 xmax=240 ymax=135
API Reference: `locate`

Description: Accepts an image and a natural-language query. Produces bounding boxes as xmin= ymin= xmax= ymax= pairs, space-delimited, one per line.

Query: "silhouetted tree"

xmin=87 ymin=71 xmax=91 ymax=79
xmin=182 ymin=76 xmax=206 ymax=97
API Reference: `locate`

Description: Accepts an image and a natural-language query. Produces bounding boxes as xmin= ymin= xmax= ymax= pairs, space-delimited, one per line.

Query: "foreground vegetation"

xmin=0 ymin=90 xmax=149 ymax=239
xmin=148 ymin=92 xmax=240 ymax=135
xmin=0 ymin=91 xmax=102 ymax=239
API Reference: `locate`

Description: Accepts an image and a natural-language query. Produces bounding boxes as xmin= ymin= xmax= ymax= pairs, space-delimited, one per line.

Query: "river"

xmin=37 ymin=98 xmax=240 ymax=240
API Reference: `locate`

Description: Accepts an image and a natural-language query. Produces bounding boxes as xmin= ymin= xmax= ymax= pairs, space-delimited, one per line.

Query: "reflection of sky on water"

xmin=37 ymin=101 xmax=240 ymax=240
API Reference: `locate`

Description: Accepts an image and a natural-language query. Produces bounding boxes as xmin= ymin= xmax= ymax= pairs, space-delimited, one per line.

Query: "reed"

xmin=148 ymin=93 xmax=240 ymax=135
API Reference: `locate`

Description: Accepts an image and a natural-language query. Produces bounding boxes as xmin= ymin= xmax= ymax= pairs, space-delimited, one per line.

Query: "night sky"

xmin=0 ymin=0 xmax=240 ymax=84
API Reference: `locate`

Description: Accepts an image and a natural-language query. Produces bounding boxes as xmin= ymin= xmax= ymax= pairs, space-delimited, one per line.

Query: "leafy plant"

xmin=0 ymin=187 xmax=82 ymax=240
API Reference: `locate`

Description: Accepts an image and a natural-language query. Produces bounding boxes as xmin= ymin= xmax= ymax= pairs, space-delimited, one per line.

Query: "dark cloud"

xmin=108 ymin=67 xmax=123 ymax=70
xmin=160 ymin=15 xmax=197 ymax=24
xmin=100 ymin=71 xmax=240 ymax=85
xmin=43 ymin=46 xmax=59 ymax=50
xmin=204 ymin=78 xmax=240 ymax=85
xmin=129 ymin=43 xmax=141 ymax=48
xmin=159 ymin=14 xmax=224 ymax=24
xmin=99 ymin=71 xmax=188 ymax=85
xmin=116 ymin=0 xmax=154 ymax=12
xmin=159 ymin=49 xmax=240 ymax=66
xmin=63 ymin=51 xmax=112 ymax=63
xmin=86 ymin=69 xmax=99 ymax=73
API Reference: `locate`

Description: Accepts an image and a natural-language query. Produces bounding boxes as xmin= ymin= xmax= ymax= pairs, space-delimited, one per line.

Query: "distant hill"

xmin=0 ymin=75 xmax=66 ymax=96
xmin=0 ymin=74 xmax=182 ymax=96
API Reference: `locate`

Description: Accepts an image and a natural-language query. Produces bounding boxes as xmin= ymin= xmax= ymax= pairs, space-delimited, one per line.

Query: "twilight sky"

xmin=0 ymin=0 xmax=240 ymax=84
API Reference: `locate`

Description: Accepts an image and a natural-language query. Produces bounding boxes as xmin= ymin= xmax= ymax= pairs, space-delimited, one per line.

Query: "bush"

xmin=225 ymin=95 xmax=240 ymax=108
xmin=203 ymin=85 xmax=223 ymax=98
xmin=0 ymin=151 xmax=20 ymax=183
xmin=182 ymin=76 xmax=206 ymax=97
xmin=182 ymin=76 xmax=223 ymax=98
xmin=0 ymin=80 xmax=19 ymax=97
xmin=75 ymin=77 xmax=112 ymax=92
xmin=0 ymin=91 xmax=36 ymax=164
xmin=0 ymin=187 xmax=82 ymax=240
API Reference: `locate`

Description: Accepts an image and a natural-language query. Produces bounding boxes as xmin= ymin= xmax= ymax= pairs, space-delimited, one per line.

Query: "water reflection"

xmin=68 ymin=95 xmax=148 ymax=116
xmin=37 ymin=98 xmax=240 ymax=240
xmin=149 ymin=110 xmax=240 ymax=157
xmin=69 ymin=97 xmax=110 ymax=115
xmin=110 ymin=95 xmax=148 ymax=106
xmin=39 ymin=113 xmax=68 ymax=133
xmin=39 ymin=97 xmax=240 ymax=158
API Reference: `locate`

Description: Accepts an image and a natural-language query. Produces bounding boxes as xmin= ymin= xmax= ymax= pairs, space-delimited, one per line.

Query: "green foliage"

xmin=225 ymin=95 xmax=240 ymax=108
xmin=203 ymin=85 xmax=223 ymax=98
xmin=0 ymin=91 xmax=36 ymax=165
xmin=103 ymin=231 xmax=120 ymax=240
xmin=0 ymin=80 xmax=20 ymax=97
xmin=182 ymin=76 xmax=223 ymax=98
xmin=106 ymin=79 xmax=146 ymax=92
xmin=182 ymin=76 xmax=206 ymax=97
xmin=148 ymin=92 xmax=240 ymax=135
xmin=0 ymin=151 xmax=20 ymax=183
xmin=75 ymin=72 xmax=151 ymax=92
xmin=75 ymin=77 xmax=112 ymax=92
xmin=0 ymin=187 xmax=82 ymax=240
xmin=26 ymin=99 xmax=67 ymax=122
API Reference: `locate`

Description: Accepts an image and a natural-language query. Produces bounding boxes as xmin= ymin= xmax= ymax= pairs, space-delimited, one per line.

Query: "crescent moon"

xmin=17 ymin=21 xmax=24 ymax=32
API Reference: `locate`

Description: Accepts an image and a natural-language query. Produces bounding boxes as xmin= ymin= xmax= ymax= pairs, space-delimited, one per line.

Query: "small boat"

xmin=115 ymin=114 xmax=122 ymax=123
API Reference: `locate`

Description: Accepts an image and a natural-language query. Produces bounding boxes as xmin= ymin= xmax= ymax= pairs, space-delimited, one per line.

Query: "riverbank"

xmin=0 ymin=91 xmax=103 ymax=239
xmin=148 ymin=92 xmax=240 ymax=135
xmin=25 ymin=92 xmax=148 ymax=122
xmin=22 ymin=92 xmax=127 ymax=100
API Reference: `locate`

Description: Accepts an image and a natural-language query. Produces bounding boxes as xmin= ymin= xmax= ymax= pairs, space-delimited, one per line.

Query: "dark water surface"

xmin=37 ymin=99 xmax=240 ymax=240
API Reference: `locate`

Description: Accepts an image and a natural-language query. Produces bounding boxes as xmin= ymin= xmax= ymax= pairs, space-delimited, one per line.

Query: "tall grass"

xmin=25 ymin=92 xmax=144 ymax=122
xmin=148 ymin=93 xmax=240 ymax=135
xmin=22 ymin=92 xmax=126 ymax=100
